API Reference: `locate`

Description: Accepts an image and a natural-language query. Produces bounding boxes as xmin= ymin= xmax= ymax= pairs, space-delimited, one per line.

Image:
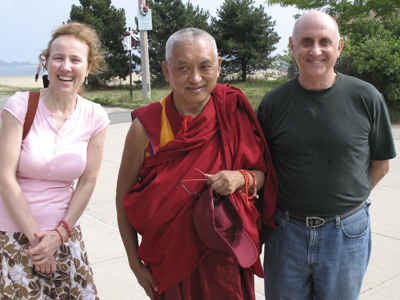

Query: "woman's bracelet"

xmin=54 ymin=228 xmax=64 ymax=243
xmin=59 ymin=220 xmax=72 ymax=238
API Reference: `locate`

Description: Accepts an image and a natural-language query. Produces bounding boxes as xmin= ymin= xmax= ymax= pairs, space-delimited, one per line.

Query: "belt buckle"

xmin=306 ymin=217 xmax=325 ymax=228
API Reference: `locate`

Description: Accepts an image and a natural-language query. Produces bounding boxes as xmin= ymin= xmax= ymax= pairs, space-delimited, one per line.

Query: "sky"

xmin=0 ymin=0 xmax=301 ymax=64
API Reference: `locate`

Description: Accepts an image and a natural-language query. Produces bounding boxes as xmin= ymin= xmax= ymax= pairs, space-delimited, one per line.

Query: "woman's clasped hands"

xmin=23 ymin=229 xmax=64 ymax=274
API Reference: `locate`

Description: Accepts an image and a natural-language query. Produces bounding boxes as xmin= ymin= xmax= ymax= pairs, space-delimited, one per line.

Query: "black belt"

xmin=286 ymin=201 xmax=367 ymax=228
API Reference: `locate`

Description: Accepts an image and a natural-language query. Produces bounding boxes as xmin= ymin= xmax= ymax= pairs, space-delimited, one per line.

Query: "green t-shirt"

xmin=257 ymin=73 xmax=396 ymax=217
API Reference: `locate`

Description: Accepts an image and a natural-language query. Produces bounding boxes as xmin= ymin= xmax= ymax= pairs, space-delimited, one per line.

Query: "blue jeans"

xmin=264 ymin=200 xmax=372 ymax=300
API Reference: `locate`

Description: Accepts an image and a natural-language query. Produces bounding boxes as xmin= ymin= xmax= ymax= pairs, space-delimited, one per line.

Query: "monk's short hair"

xmin=165 ymin=27 xmax=218 ymax=64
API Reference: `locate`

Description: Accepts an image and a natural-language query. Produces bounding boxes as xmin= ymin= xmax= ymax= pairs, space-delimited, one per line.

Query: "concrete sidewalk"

xmin=81 ymin=109 xmax=400 ymax=300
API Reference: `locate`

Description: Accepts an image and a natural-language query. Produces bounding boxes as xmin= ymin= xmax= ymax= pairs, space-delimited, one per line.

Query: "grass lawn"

xmin=83 ymin=79 xmax=286 ymax=112
xmin=1 ymin=78 xmax=399 ymax=121
xmin=83 ymin=79 xmax=400 ymax=121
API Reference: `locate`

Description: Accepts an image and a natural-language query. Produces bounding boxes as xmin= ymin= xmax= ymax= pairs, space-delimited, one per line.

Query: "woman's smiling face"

xmin=47 ymin=35 xmax=91 ymax=95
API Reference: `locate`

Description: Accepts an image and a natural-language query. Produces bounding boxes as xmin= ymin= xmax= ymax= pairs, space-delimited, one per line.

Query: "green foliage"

xmin=90 ymin=90 xmax=168 ymax=109
xmin=266 ymin=0 xmax=400 ymax=23
xmin=339 ymin=17 xmax=400 ymax=105
xmin=265 ymin=0 xmax=400 ymax=104
xmin=271 ymin=46 xmax=298 ymax=79
xmin=133 ymin=0 xmax=211 ymax=85
xmin=69 ymin=0 xmax=130 ymax=86
xmin=212 ymin=0 xmax=280 ymax=81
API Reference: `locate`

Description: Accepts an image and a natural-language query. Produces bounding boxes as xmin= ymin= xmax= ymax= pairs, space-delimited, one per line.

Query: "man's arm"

xmin=370 ymin=160 xmax=390 ymax=189
xmin=116 ymin=119 xmax=157 ymax=299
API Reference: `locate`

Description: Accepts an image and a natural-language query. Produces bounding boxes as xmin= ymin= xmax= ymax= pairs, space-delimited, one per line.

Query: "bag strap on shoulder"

xmin=23 ymin=91 xmax=40 ymax=140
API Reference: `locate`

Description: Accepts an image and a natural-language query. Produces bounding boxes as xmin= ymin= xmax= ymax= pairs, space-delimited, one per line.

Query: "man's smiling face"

xmin=161 ymin=37 xmax=221 ymax=112
xmin=289 ymin=11 xmax=344 ymax=90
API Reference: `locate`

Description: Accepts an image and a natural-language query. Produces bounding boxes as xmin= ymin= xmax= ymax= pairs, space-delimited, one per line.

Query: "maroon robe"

xmin=123 ymin=83 xmax=277 ymax=298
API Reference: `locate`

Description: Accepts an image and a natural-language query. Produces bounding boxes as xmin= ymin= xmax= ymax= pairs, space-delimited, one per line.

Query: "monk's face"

xmin=162 ymin=37 xmax=222 ymax=111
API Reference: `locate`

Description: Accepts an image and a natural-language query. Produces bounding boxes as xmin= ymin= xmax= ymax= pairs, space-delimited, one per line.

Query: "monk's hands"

xmin=133 ymin=262 xmax=157 ymax=300
xmin=205 ymin=170 xmax=244 ymax=196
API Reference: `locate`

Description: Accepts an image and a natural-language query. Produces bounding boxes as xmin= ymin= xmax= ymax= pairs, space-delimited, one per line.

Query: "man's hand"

xmin=133 ymin=263 xmax=158 ymax=300
xmin=205 ymin=170 xmax=244 ymax=196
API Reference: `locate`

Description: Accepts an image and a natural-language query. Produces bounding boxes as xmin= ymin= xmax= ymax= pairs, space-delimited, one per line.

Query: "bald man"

xmin=257 ymin=11 xmax=396 ymax=300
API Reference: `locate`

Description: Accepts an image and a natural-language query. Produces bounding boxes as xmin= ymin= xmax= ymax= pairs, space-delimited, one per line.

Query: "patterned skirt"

xmin=0 ymin=226 xmax=99 ymax=300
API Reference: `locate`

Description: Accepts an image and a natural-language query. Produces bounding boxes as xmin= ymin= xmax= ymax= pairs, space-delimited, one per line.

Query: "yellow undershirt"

xmin=146 ymin=96 xmax=175 ymax=157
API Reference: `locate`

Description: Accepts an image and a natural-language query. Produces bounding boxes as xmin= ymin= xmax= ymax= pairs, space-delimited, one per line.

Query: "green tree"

xmin=266 ymin=0 xmax=400 ymax=26
xmin=212 ymin=0 xmax=280 ymax=82
xmin=339 ymin=17 xmax=400 ymax=106
xmin=270 ymin=46 xmax=298 ymax=79
xmin=133 ymin=0 xmax=210 ymax=85
xmin=69 ymin=0 xmax=130 ymax=85
xmin=266 ymin=0 xmax=400 ymax=108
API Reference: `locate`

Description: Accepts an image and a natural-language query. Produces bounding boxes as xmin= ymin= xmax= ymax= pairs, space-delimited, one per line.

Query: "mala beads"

xmin=237 ymin=169 xmax=259 ymax=203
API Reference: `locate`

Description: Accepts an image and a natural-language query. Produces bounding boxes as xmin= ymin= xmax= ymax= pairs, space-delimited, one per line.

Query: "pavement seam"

xmin=82 ymin=212 xmax=144 ymax=243
xmin=372 ymin=231 xmax=400 ymax=241
xmin=255 ymin=291 xmax=265 ymax=297
xmin=102 ymin=158 xmax=121 ymax=165
xmin=90 ymin=255 xmax=129 ymax=265
xmin=360 ymin=273 xmax=400 ymax=294
xmin=83 ymin=212 xmax=119 ymax=230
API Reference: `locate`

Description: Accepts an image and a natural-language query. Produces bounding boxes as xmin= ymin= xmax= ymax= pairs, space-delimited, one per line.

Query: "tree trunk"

xmin=241 ymin=63 xmax=247 ymax=82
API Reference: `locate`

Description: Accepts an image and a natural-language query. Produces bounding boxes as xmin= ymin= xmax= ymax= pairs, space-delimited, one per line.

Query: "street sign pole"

xmin=138 ymin=0 xmax=151 ymax=101
xmin=129 ymin=27 xmax=132 ymax=98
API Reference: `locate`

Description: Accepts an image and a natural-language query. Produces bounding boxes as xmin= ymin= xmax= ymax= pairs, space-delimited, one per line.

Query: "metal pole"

xmin=129 ymin=27 xmax=132 ymax=98
xmin=139 ymin=0 xmax=151 ymax=101
xmin=129 ymin=49 xmax=132 ymax=98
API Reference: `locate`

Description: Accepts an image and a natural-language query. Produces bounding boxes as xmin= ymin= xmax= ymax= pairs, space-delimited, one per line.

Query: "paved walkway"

xmin=82 ymin=108 xmax=400 ymax=300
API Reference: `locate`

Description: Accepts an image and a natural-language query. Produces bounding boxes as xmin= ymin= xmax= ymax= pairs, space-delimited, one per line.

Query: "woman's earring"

xmin=85 ymin=77 xmax=88 ymax=85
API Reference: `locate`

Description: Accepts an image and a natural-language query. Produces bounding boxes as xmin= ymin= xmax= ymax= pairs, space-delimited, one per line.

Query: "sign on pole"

xmin=138 ymin=5 xmax=153 ymax=31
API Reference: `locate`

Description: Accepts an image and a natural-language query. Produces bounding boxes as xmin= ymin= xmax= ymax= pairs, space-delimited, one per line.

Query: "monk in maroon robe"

xmin=116 ymin=27 xmax=277 ymax=300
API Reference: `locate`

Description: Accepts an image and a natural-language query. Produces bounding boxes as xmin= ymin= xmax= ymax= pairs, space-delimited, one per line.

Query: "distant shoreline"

xmin=0 ymin=64 xmax=36 ymax=67
xmin=0 ymin=64 xmax=38 ymax=77
xmin=0 ymin=74 xmax=140 ymax=89
xmin=0 ymin=75 xmax=43 ymax=89
xmin=0 ymin=70 xmax=284 ymax=90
